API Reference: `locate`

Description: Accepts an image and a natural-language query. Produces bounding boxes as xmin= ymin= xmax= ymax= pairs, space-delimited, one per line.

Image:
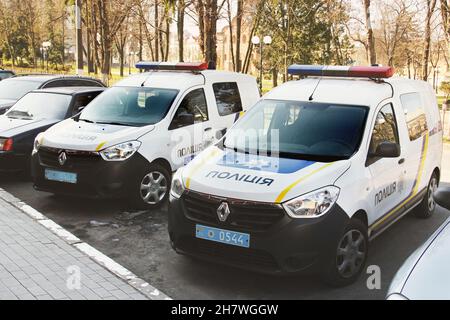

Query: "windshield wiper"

xmin=95 ymin=121 xmax=137 ymax=127
xmin=79 ymin=118 xmax=95 ymax=123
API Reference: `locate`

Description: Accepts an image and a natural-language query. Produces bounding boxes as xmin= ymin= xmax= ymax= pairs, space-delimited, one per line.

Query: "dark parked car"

xmin=0 ymin=69 xmax=15 ymax=81
xmin=0 ymin=75 xmax=105 ymax=115
xmin=0 ymin=87 xmax=106 ymax=172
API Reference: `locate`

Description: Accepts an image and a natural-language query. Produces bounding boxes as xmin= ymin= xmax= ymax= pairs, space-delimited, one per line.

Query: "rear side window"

xmin=213 ymin=82 xmax=243 ymax=116
xmin=400 ymin=93 xmax=428 ymax=141
xmin=44 ymin=79 xmax=103 ymax=88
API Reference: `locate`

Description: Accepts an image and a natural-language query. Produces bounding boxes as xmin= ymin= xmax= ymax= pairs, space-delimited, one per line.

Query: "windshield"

xmin=6 ymin=92 xmax=72 ymax=120
xmin=0 ymin=79 xmax=41 ymax=100
xmin=224 ymin=99 xmax=369 ymax=161
xmin=0 ymin=72 xmax=14 ymax=80
xmin=79 ymin=86 xmax=179 ymax=126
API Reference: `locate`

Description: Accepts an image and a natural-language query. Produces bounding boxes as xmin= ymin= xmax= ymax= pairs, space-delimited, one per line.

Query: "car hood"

xmin=401 ymin=219 xmax=450 ymax=300
xmin=181 ymin=146 xmax=351 ymax=203
xmin=0 ymin=116 xmax=58 ymax=138
xmin=40 ymin=118 xmax=155 ymax=151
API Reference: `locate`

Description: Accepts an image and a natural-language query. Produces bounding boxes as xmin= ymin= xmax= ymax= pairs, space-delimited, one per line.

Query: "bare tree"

xmin=363 ymin=0 xmax=377 ymax=64
xmin=422 ymin=0 xmax=438 ymax=80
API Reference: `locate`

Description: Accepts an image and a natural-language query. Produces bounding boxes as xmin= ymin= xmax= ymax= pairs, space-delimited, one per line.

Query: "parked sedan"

xmin=387 ymin=188 xmax=450 ymax=300
xmin=0 ymin=87 xmax=106 ymax=173
xmin=0 ymin=75 xmax=105 ymax=115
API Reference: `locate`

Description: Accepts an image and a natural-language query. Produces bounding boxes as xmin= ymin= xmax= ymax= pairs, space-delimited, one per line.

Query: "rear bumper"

xmin=0 ymin=151 xmax=28 ymax=172
xmin=168 ymin=191 xmax=349 ymax=275
xmin=31 ymin=150 xmax=149 ymax=198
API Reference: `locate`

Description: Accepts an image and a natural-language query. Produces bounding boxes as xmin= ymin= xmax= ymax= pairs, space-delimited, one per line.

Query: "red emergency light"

xmin=288 ymin=65 xmax=395 ymax=79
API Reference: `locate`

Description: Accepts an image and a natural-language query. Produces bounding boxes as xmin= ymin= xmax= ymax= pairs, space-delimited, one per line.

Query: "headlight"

xmin=170 ymin=169 xmax=185 ymax=199
xmin=99 ymin=141 xmax=141 ymax=161
xmin=283 ymin=186 xmax=340 ymax=218
xmin=386 ymin=293 xmax=408 ymax=300
xmin=32 ymin=133 xmax=44 ymax=154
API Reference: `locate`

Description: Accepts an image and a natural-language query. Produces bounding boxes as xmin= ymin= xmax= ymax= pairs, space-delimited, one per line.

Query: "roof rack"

xmin=288 ymin=65 xmax=395 ymax=79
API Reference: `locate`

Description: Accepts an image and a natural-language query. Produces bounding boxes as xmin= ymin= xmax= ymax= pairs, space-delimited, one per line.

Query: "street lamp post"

xmin=252 ymin=35 xmax=272 ymax=93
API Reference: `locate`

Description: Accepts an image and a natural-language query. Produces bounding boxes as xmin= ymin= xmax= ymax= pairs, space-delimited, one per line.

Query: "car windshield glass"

xmin=224 ymin=99 xmax=369 ymax=161
xmin=0 ymin=72 xmax=14 ymax=80
xmin=0 ymin=80 xmax=41 ymax=100
xmin=6 ymin=92 xmax=72 ymax=120
xmin=79 ymin=86 xmax=179 ymax=127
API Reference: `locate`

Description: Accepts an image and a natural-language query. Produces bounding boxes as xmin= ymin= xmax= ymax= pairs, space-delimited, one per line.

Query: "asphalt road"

xmin=1 ymin=144 xmax=449 ymax=300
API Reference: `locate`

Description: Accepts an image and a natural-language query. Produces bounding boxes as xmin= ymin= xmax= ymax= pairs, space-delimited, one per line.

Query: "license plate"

xmin=195 ymin=224 xmax=250 ymax=248
xmin=45 ymin=169 xmax=77 ymax=184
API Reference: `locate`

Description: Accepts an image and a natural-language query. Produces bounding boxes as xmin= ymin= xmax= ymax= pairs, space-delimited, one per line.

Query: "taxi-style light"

xmin=287 ymin=65 xmax=395 ymax=79
xmin=135 ymin=61 xmax=209 ymax=72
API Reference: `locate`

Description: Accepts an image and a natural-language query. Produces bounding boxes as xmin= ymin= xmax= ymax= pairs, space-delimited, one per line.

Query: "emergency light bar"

xmin=287 ymin=65 xmax=395 ymax=79
xmin=135 ymin=61 xmax=209 ymax=72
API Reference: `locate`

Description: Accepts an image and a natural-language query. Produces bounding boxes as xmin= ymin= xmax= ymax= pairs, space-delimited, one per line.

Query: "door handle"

xmin=204 ymin=127 xmax=212 ymax=132
xmin=398 ymin=158 xmax=405 ymax=165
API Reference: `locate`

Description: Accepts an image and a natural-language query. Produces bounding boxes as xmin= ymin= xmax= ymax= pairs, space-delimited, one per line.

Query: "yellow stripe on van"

xmin=185 ymin=148 xmax=222 ymax=189
xmin=369 ymin=133 xmax=429 ymax=232
xmin=95 ymin=141 xmax=107 ymax=152
xmin=275 ymin=163 xmax=334 ymax=204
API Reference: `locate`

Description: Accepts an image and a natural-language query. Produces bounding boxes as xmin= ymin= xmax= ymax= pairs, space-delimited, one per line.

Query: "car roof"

xmin=114 ymin=70 xmax=255 ymax=92
xmin=264 ymin=77 xmax=430 ymax=108
xmin=30 ymin=86 xmax=107 ymax=95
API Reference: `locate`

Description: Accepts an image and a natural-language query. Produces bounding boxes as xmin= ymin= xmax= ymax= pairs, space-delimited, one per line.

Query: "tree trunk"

xmin=204 ymin=0 xmax=218 ymax=64
xmin=422 ymin=0 xmax=437 ymax=81
xmin=226 ymin=0 xmax=236 ymax=71
xmin=155 ymin=0 xmax=159 ymax=61
xmin=177 ymin=0 xmax=185 ymax=62
xmin=363 ymin=0 xmax=377 ymax=65
xmin=235 ymin=0 xmax=243 ymax=72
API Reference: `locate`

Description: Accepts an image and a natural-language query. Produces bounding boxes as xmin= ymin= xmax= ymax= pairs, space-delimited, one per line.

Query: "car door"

xmin=366 ymin=103 xmax=407 ymax=225
xmin=168 ymin=87 xmax=212 ymax=168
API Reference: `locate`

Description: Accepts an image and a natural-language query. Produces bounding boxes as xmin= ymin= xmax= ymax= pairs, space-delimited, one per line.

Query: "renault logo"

xmin=217 ymin=202 xmax=231 ymax=222
xmin=58 ymin=152 xmax=67 ymax=166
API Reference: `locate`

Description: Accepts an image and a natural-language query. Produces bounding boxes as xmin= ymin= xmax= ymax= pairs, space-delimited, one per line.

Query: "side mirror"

xmin=371 ymin=142 xmax=400 ymax=158
xmin=216 ymin=128 xmax=227 ymax=140
xmin=434 ymin=188 xmax=450 ymax=210
xmin=172 ymin=113 xmax=194 ymax=129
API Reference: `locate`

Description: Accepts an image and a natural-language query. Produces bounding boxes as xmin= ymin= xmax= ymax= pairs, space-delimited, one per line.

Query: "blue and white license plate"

xmin=45 ymin=169 xmax=77 ymax=184
xmin=195 ymin=224 xmax=250 ymax=248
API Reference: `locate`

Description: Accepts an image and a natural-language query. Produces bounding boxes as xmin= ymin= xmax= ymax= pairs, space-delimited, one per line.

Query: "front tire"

xmin=414 ymin=172 xmax=439 ymax=219
xmin=322 ymin=218 xmax=368 ymax=287
xmin=130 ymin=163 xmax=171 ymax=210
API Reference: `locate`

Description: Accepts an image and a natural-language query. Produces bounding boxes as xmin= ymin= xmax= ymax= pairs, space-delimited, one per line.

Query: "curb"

xmin=0 ymin=188 xmax=171 ymax=301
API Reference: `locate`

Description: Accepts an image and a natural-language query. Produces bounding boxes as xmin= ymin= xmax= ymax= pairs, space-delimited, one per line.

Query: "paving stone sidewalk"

xmin=0 ymin=194 xmax=148 ymax=300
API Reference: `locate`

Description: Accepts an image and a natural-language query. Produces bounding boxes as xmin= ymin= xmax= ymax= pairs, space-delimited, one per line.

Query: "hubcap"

xmin=140 ymin=171 xmax=168 ymax=205
xmin=336 ymin=229 xmax=366 ymax=278
xmin=428 ymin=177 xmax=438 ymax=212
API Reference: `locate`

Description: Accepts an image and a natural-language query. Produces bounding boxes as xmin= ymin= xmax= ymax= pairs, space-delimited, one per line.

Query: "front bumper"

xmin=31 ymin=147 xmax=149 ymax=198
xmin=168 ymin=190 xmax=349 ymax=275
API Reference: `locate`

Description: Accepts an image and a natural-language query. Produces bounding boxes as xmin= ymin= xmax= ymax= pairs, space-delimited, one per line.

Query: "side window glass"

xmin=369 ymin=104 xmax=399 ymax=155
xmin=72 ymin=92 xmax=102 ymax=116
xmin=212 ymin=82 xmax=243 ymax=116
xmin=43 ymin=80 xmax=65 ymax=88
xmin=400 ymin=93 xmax=428 ymax=141
xmin=170 ymin=89 xmax=208 ymax=129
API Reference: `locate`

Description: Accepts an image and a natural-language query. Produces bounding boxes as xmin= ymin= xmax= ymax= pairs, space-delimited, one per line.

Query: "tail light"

xmin=0 ymin=138 xmax=13 ymax=151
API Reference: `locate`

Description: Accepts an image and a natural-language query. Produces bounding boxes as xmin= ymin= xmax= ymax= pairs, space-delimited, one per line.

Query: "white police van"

xmin=31 ymin=62 xmax=259 ymax=208
xmin=168 ymin=65 xmax=443 ymax=286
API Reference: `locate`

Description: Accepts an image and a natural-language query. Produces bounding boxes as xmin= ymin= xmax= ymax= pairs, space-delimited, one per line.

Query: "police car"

xmin=31 ymin=62 xmax=259 ymax=208
xmin=168 ymin=65 xmax=443 ymax=286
